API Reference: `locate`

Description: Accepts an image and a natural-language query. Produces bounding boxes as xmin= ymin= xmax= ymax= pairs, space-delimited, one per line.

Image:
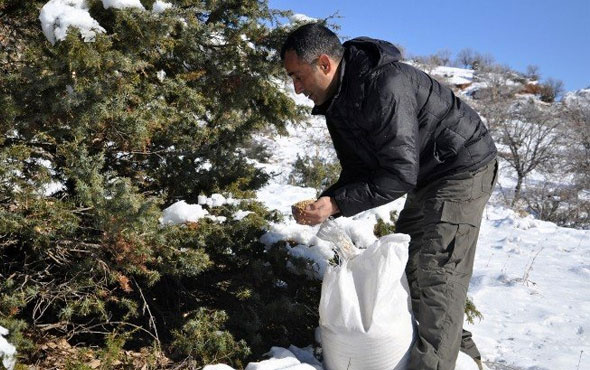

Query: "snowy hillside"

xmin=564 ymin=88 xmax=590 ymax=107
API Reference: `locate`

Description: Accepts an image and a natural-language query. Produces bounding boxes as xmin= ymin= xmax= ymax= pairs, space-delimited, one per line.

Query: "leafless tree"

xmin=474 ymin=52 xmax=496 ymax=71
xmin=456 ymin=48 xmax=475 ymax=68
xmin=432 ymin=49 xmax=452 ymax=66
xmin=514 ymin=97 xmax=590 ymax=227
xmin=478 ymin=97 xmax=562 ymax=206
xmin=525 ymin=65 xmax=540 ymax=81
xmin=501 ymin=101 xmax=561 ymax=205
xmin=456 ymin=48 xmax=495 ymax=70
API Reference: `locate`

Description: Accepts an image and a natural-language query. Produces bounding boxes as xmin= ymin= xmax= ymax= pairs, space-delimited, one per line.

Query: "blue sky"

xmin=269 ymin=0 xmax=590 ymax=93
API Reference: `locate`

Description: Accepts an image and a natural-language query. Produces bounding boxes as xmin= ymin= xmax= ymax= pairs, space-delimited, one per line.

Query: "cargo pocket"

xmin=439 ymin=197 xmax=488 ymax=274
xmin=441 ymin=197 xmax=487 ymax=228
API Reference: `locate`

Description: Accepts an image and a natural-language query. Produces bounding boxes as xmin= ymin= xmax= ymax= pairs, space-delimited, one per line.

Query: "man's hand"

xmin=292 ymin=196 xmax=340 ymax=226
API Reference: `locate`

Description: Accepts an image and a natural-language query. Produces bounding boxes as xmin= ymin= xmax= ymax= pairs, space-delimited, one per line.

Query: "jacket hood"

xmin=342 ymin=37 xmax=402 ymax=74
xmin=312 ymin=37 xmax=402 ymax=115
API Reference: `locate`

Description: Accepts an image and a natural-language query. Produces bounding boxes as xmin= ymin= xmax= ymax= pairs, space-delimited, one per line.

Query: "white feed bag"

xmin=318 ymin=232 xmax=415 ymax=370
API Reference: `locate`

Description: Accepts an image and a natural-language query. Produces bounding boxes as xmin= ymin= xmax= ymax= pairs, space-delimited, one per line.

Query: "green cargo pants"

xmin=396 ymin=158 xmax=498 ymax=370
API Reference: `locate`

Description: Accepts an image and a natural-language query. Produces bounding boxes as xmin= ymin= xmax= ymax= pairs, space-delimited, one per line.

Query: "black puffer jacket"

xmin=314 ymin=37 xmax=497 ymax=217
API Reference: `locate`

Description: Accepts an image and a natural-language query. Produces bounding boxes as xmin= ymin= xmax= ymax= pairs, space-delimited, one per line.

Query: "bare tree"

xmin=515 ymin=97 xmax=590 ymax=227
xmin=456 ymin=48 xmax=495 ymax=70
xmin=394 ymin=43 xmax=407 ymax=60
xmin=474 ymin=52 xmax=496 ymax=71
xmin=456 ymin=48 xmax=475 ymax=68
xmin=525 ymin=65 xmax=540 ymax=81
xmin=500 ymin=101 xmax=561 ymax=205
xmin=432 ymin=49 xmax=452 ymax=66
xmin=478 ymin=97 xmax=562 ymax=206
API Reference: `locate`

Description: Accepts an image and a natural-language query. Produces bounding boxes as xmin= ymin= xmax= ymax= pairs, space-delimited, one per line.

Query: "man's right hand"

xmin=292 ymin=197 xmax=339 ymax=226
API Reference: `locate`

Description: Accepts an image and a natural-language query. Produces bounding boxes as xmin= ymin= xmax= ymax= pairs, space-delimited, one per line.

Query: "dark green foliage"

xmin=0 ymin=0 xmax=320 ymax=366
xmin=170 ymin=308 xmax=250 ymax=367
xmin=373 ymin=210 xmax=398 ymax=238
xmin=289 ymin=154 xmax=341 ymax=195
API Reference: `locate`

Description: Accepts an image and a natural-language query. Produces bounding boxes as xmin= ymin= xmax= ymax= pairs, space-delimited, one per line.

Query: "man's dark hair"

xmin=280 ymin=23 xmax=344 ymax=63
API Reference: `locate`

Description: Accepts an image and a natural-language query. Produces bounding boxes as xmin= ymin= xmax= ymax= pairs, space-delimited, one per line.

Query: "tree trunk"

xmin=512 ymin=174 xmax=524 ymax=207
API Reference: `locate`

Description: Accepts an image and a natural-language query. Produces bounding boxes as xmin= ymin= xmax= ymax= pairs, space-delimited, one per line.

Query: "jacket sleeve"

xmin=319 ymin=170 xmax=350 ymax=199
xmin=330 ymin=69 xmax=419 ymax=217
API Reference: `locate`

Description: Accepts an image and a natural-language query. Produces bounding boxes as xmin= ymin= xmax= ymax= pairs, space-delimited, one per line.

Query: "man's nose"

xmin=294 ymin=81 xmax=303 ymax=94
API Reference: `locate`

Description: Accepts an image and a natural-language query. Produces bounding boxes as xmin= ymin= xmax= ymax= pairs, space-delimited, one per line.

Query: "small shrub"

xmin=242 ymin=138 xmax=272 ymax=164
xmin=170 ymin=308 xmax=251 ymax=368
xmin=373 ymin=211 xmax=398 ymax=238
xmin=98 ymin=331 xmax=132 ymax=369
xmin=289 ymin=154 xmax=341 ymax=195
xmin=523 ymin=184 xmax=590 ymax=229
xmin=539 ymin=78 xmax=564 ymax=103
xmin=465 ymin=296 xmax=483 ymax=324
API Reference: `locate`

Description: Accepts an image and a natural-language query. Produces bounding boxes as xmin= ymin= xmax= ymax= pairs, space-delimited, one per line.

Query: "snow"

xmin=204 ymin=346 xmax=322 ymax=370
xmin=203 ymin=344 xmax=476 ymax=370
xmin=159 ymin=195 xmax=242 ymax=225
xmin=43 ymin=181 xmax=66 ymax=196
xmin=160 ymin=200 xmax=209 ymax=225
xmin=39 ymin=0 xmax=148 ymax=46
xmin=152 ymin=0 xmax=173 ymax=14
xmin=256 ymin=183 xmax=316 ymax=216
xmin=289 ymin=14 xmax=318 ymax=25
xmin=39 ymin=0 xmax=106 ymax=45
xmin=431 ymin=65 xmax=475 ymax=85
xmin=0 ymin=326 xmax=16 ymax=370
xmin=233 ymin=210 xmax=253 ymax=221
xmin=465 ymin=205 xmax=589 ymax=369
xmin=244 ymin=346 xmax=322 ymax=370
xmin=101 ymin=0 xmax=144 ymax=10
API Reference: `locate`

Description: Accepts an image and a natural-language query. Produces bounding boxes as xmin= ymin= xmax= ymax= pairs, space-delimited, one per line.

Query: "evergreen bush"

xmin=0 ymin=0 xmax=322 ymax=366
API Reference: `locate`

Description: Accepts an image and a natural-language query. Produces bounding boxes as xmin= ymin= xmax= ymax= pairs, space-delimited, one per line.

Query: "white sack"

xmin=319 ymin=232 xmax=415 ymax=370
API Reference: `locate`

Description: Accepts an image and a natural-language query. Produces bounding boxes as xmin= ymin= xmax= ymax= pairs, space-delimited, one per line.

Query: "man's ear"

xmin=318 ymin=54 xmax=332 ymax=74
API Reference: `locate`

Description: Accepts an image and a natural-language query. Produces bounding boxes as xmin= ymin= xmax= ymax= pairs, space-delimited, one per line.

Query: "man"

xmin=282 ymin=23 xmax=498 ymax=370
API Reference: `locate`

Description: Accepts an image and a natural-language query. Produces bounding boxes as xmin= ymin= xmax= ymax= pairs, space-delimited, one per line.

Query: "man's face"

xmin=283 ymin=50 xmax=336 ymax=106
